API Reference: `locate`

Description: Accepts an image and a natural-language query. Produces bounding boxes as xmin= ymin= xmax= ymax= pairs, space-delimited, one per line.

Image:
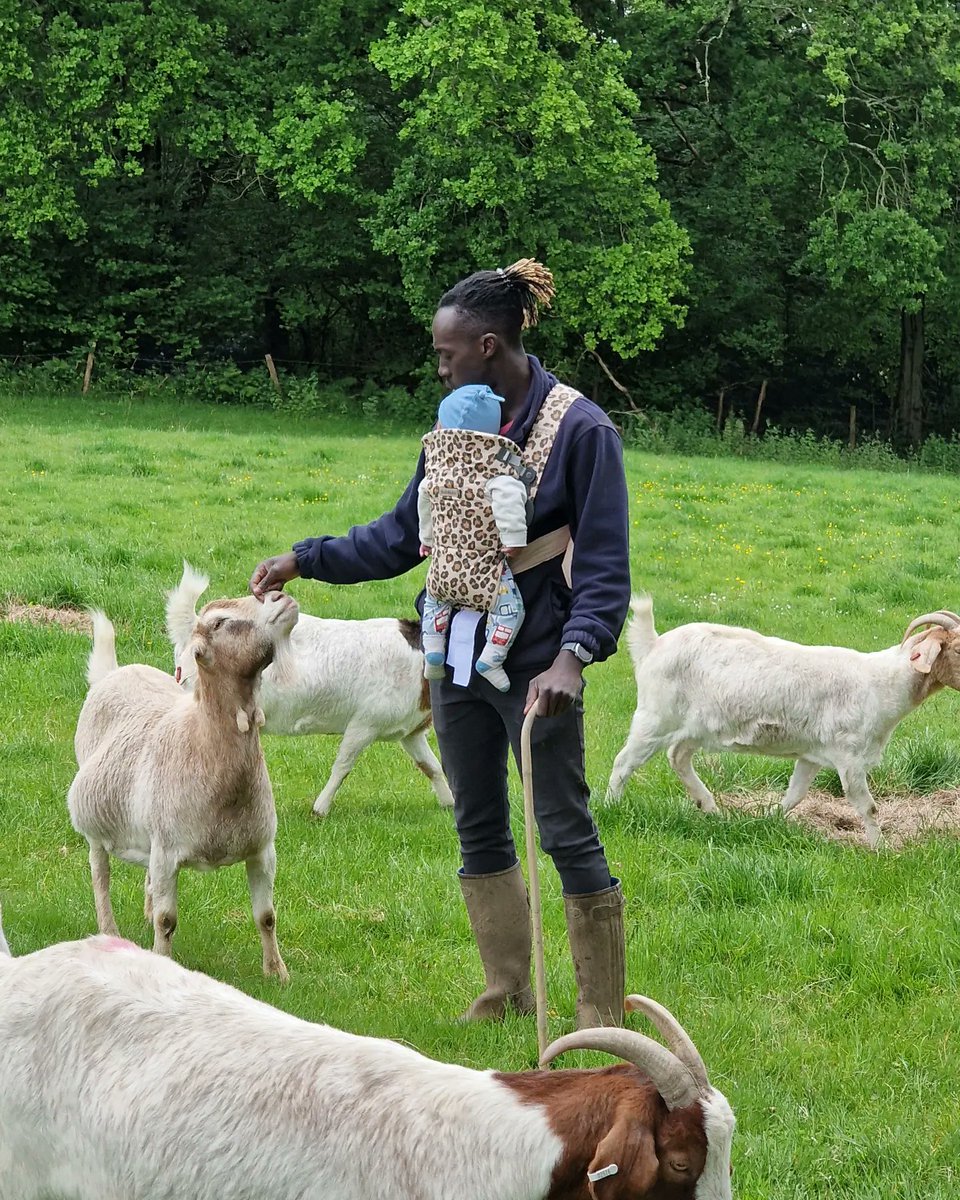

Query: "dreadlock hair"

xmin=437 ymin=258 xmax=555 ymax=342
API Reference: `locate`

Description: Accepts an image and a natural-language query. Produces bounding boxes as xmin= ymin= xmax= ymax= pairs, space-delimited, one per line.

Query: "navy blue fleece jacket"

xmin=293 ymin=357 xmax=631 ymax=673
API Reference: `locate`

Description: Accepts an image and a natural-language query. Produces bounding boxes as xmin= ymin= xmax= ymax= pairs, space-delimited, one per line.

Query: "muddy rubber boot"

xmin=563 ymin=879 xmax=625 ymax=1029
xmin=459 ymin=862 xmax=535 ymax=1021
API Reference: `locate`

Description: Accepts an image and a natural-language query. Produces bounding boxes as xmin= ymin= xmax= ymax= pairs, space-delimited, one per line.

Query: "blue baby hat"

xmin=437 ymin=384 xmax=505 ymax=434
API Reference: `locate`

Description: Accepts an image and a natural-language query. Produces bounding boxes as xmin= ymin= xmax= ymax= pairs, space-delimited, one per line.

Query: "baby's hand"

xmin=503 ymin=546 xmax=521 ymax=559
xmin=420 ymin=543 xmax=432 ymax=558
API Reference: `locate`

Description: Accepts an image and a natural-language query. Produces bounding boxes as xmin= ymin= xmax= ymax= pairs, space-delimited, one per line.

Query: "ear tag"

xmin=175 ymin=666 xmax=182 ymax=684
xmin=588 ymin=1164 xmax=619 ymax=1183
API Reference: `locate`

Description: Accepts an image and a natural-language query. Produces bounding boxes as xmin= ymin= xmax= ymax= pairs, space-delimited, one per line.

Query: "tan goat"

xmin=67 ymin=587 xmax=298 ymax=979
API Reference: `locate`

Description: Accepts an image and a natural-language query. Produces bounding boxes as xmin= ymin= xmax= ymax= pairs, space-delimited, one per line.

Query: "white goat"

xmin=67 ymin=586 xmax=298 ymax=978
xmin=0 ymin=921 xmax=735 ymax=1200
xmin=607 ymin=596 xmax=960 ymax=848
xmin=166 ymin=562 xmax=454 ymax=817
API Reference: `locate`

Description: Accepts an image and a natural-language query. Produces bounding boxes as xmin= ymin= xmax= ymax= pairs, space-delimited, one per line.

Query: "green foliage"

xmin=369 ymin=1 xmax=689 ymax=358
xmin=0 ymin=0 xmax=687 ymax=375
xmin=803 ymin=1 xmax=960 ymax=306
xmin=3 ymin=1 xmax=960 ymax=444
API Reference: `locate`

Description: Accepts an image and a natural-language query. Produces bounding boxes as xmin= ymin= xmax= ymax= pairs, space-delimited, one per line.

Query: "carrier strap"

xmin=522 ymin=383 xmax=581 ymax=503
xmin=510 ymin=524 xmax=573 ymax=585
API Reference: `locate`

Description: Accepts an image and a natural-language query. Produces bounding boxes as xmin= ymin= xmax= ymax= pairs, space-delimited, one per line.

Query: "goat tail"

xmin=0 ymin=901 xmax=11 ymax=958
xmin=165 ymin=560 xmax=208 ymax=659
xmin=625 ymin=594 xmax=658 ymax=674
xmin=87 ymin=610 xmax=119 ymax=687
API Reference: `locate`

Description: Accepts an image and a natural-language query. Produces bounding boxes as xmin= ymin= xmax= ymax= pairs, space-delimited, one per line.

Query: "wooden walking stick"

xmin=520 ymin=703 xmax=549 ymax=1059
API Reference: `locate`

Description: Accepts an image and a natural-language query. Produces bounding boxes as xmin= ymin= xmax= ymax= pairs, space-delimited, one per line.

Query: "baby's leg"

xmin=422 ymin=592 xmax=452 ymax=679
xmin=476 ymin=566 xmax=525 ymax=692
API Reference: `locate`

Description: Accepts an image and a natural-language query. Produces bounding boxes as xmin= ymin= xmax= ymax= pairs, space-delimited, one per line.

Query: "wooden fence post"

xmin=848 ymin=404 xmax=857 ymax=451
xmin=82 ymin=342 xmax=96 ymax=394
xmin=264 ymin=354 xmax=281 ymax=395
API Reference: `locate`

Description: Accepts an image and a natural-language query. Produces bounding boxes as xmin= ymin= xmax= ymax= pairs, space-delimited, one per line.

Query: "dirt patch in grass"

xmin=722 ymin=788 xmax=960 ymax=849
xmin=2 ymin=602 xmax=91 ymax=634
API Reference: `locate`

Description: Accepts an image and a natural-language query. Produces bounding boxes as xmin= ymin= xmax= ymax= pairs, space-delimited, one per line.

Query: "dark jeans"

xmin=430 ymin=668 xmax=612 ymax=895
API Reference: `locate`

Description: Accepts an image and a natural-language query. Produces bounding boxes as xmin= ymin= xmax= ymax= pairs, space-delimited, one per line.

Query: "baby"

xmin=418 ymin=384 xmax=528 ymax=692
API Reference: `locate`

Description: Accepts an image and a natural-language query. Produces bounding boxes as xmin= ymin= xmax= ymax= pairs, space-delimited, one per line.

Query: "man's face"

xmin=432 ymin=306 xmax=495 ymax=392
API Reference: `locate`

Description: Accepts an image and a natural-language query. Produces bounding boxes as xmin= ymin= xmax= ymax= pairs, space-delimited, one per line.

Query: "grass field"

xmin=2 ymin=391 xmax=959 ymax=1198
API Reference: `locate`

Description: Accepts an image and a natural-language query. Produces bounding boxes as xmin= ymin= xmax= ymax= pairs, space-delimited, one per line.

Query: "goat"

xmin=0 ymin=922 xmax=735 ymax=1200
xmin=166 ymin=562 xmax=455 ymax=817
xmin=67 ymin=588 xmax=298 ymax=979
xmin=607 ymin=596 xmax=960 ymax=848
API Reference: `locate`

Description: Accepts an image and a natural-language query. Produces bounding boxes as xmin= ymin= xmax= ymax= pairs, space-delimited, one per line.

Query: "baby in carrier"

xmin=418 ymin=384 xmax=529 ymax=692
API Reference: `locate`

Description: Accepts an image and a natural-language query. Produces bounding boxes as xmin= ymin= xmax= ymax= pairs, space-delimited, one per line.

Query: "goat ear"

xmin=165 ymin=564 xmax=208 ymax=657
xmin=189 ymin=635 xmax=214 ymax=671
xmin=909 ymin=632 xmax=943 ymax=675
xmin=587 ymin=1118 xmax=659 ymax=1200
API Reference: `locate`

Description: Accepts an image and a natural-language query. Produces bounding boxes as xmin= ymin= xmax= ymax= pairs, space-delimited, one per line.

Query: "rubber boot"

xmin=563 ymin=879 xmax=625 ymax=1028
xmin=458 ymin=862 xmax=535 ymax=1021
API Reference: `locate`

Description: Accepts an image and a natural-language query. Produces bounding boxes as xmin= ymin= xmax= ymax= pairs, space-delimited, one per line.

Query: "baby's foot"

xmin=476 ymin=661 xmax=510 ymax=692
xmin=423 ymin=650 xmax=447 ymax=680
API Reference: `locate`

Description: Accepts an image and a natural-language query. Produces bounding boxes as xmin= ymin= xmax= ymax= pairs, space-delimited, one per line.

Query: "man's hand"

xmin=250 ymin=552 xmax=301 ymax=601
xmin=524 ymin=650 xmax=585 ymax=717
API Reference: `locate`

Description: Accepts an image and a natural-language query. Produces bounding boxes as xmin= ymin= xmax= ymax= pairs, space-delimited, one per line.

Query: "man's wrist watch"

xmin=561 ymin=641 xmax=594 ymax=665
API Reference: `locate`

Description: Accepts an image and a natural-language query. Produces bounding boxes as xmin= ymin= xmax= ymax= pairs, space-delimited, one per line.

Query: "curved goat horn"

xmin=624 ymin=995 xmax=710 ymax=1095
xmin=901 ymin=612 xmax=960 ymax=644
xmin=540 ymin=1024 xmax=704 ymax=1111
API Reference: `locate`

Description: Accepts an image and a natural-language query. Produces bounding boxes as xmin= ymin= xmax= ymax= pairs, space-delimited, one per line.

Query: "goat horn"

xmin=539 ymin=1027 xmax=703 ymax=1111
xmin=623 ymin=995 xmax=711 ymax=1095
xmin=901 ymin=612 xmax=960 ymax=643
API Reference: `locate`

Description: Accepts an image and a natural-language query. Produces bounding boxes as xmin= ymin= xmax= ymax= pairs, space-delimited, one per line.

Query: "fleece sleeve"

xmin=560 ymin=424 xmax=631 ymax=662
xmin=292 ymin=452 xmax=425 ymax=584
xmin=486 ymin=476 xmax=528 ymax=547
xmin=416 ymin=478 xmax=434 ymax=546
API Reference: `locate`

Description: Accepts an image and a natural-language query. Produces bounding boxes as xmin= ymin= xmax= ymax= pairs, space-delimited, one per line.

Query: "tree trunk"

xmin=750 ymin=378 xmax=767 ymax=434
xmin=896 ymin=302 xmax=924 ymax=447
xmin=716 ymin=385 xmax=727 ymax=432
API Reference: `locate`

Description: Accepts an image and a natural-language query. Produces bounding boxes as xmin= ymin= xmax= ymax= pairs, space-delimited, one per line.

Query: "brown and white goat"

xmin=67 ymin=590 xmax=298 ymax=978
xmin=608 ymin=598 xmax=960 ymax=847
xmin=166 ymin=562 xmax=455 ymax=817
xmin=0 ymin=920 xmax=735 ymax=1199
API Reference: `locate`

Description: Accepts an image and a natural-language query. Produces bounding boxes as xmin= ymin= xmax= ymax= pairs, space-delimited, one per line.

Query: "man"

xmin=250 ymin=258 xmax=631 ymax=1027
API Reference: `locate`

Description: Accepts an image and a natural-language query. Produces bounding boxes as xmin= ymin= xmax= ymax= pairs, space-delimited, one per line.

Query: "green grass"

xmin=2 ymin=392 xmax=960 ymax=1198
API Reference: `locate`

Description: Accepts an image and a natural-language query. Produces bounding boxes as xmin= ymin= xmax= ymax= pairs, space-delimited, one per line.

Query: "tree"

xmin=368 ymin=0 xmax=690 ymax=362
xmin=802 ymin=1 xmax=960 ymax=445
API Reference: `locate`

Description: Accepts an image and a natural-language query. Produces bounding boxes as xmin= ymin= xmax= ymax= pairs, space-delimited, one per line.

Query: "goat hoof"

xmin=267 ymin=960 xmax=290 ymax=985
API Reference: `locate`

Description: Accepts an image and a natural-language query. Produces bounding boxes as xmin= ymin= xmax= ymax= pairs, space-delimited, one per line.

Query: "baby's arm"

xmin=487 ymin=476 xmax=528 ymax=551
xmin=417 ymin=478 xmax=434 ymax=556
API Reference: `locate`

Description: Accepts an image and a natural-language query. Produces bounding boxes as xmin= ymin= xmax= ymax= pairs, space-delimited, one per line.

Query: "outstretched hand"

xmin=250 ymin=552 xmax=301 ymax=601
xmin=524 ymin=651 xmax=584 ymax=717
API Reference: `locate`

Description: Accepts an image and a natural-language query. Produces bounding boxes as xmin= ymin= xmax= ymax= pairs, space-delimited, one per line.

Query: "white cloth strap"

xmin=446 ymin=610 xmax=483 ymax=684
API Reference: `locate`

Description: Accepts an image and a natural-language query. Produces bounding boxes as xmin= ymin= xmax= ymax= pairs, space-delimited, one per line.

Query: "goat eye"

xmin=211 ymin=616 xmax=227 ymax=631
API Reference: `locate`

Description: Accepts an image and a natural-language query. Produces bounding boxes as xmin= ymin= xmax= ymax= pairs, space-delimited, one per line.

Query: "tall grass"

xmin=2 ymin=392 xmax=960 ymax=1198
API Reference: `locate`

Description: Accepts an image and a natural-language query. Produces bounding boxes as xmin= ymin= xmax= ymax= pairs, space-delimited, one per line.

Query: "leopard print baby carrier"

xmin=421 ymin=383 xmax=579 ymax=611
